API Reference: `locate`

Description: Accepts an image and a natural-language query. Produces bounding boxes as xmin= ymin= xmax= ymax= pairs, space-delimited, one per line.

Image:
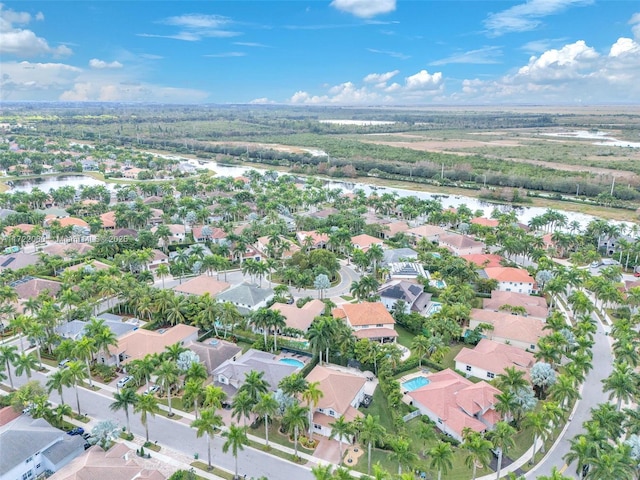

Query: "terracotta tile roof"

xmin=305 ymin=365 xmax=366 ymax=416
xmin=455 ymin=339 xmax=535 ymax=377
xmin=471 ymin=217 xmax=499 ymax=227
xmin=333 ymin=302 xmax=395 ymax=327
xmin=4 ymin=224 xmax=35 ymax=235
xmin=270 ymin=299 xmax=325 ymax=332
xmin=407 ymin=368 xmax=501 ymax=439
xmin=99 ymin=211 xmax=116 ymax=228
xmin=484 ymin=267 xmax=535 ymax=284
xmin=483 ymin=291 xmax=548 ymax=318
xmin=0 ymin=406 xmax=20 ymax=426
xmin=353 ymin=327 xmax=399 ymax=339
xmin=470 ymin=308 xmax=547 ymax=346
xmin=42 ymin=243 xmax=94 ymax=257
xmin=461 ymin=253 xmax=504 ymax=269
xmin=110 ymin=324 xmax=199 ymax=363
xmin=14 ymin=278 xmax=62 ymax=299
xmin=351 ymin=234 xmax=383 ymax=250
xmin=438 ymin=233 xmax=485 ymax=250
xmin=65 ymin=261 xmax=111 ymax=272
xmin=296 ymin=230 xmax=329 ymax=246
xmin=51 ymin=217 xmax=90 ymax=228
xmin=406 ymin=224 xmax=446 ymax=238
xmin=382 ymin=221 xmax=410 ymax=236
xmin=173 ymin=275 xmax=230 ymax=296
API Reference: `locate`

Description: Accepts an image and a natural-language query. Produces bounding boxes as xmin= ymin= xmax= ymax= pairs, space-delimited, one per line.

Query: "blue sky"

xmin=1 ymin=0 xmax=639 ymax=104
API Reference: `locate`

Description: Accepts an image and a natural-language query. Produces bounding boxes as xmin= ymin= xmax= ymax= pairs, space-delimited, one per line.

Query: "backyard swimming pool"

xmin=278 ymin=358 xmax=305 ymax=369
xmin=402 ymin=376 xmax=430 ymax=392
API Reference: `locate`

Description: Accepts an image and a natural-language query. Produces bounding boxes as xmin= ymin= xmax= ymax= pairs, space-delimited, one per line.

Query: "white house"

xmin=454 ymin=339 xmax=535 ymax=382
xmin=483 ymin=267 xmax=537 ymax=295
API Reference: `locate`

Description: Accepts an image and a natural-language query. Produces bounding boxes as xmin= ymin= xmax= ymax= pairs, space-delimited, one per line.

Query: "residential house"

xmin=333 ymin=302 xmax=397 ymax=343
xmin=378 ymin=280 xmax=431 ymax=315
xmin=186 ymin=339 xmax=242 ymax=375
xmin=173 ymin=275 xmax=230 ymax=297
xmin=122 ymin=167 xmax=144 ymax=179
xmin=106 ymin=324 xmax=199 ymax=366
xmin=305 ymin=365 xmax=366 ymax=439
xmin=3 ymin=224 xmax=36 ymax=236
xmin=12 ymin=277 xmax=62 ymax=300
xmin=192 ymin=226 xmax=229 ymax=244
xmin=214 ymin=282 xmax=274 ymax=315
xmin=48 ymin=443 xmax=166 ymax=480
xmin=45 ymin=217 xmax=90 ymax=234
xmin=406 ymin=369 xmax=501 ymax=442
xmin=212 ymin=349 xmax=298 ymax=396
xmin=482 ymin=290 xmax=549 ymax=319
xmin=148 ymin=249 xmax=169 ymax=270
xmin=482 ymin=267 xmax=537 ymax=295
xmin=380 ymin=221 xmax=410 ymax=240
xmin=270 ymin=299 xmax=326 ymax=333
xmin=437 ymin=233 xmax=485 ymax=256
xmin=256 ymin=236 xmax=300 ymax=259
xmin=0 ymin=417 xmax=85 ymax=480
xmin=468 ymin=308 xmax=547 ymax=351
xmin=350 ymin=234 xmax=384 ymax=253
xmin=99 ymin=211 xmax=116 ymax=229
xmin=41 ymin=243 xmax=94 ymax=259
xmin=470 ymin=217 xmax=500 ymax=228
xmin=382 ymin=247 xmax=418 ymax=266
xmin=0 ymin=253 xmax=40 ymax=272
xmin=387 ymin=262 xmax=426 ymax=280
xmin=460 ymin=253 xmax=505 ymax=269
xmin=151 ymin=224 xmax=186 ymax=245
xmin=454 ymin=339 xmax=535 ymax=382
xmin=296 ymin=231 xmax=329 ymax=250
xmin=55 ymin=315 xmax=138 ymax=343
xmin=406 ymin=224 xmax=447 ymax=244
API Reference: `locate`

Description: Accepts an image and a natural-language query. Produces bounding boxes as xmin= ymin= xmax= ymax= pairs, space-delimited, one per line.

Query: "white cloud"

xmin=233 ymin=42 xmax=268 ymax=48
xmin=89 ymin=58 xmax=123 ymax=69
xmin=367 ymin=48 xmax=410 ymax=60
xmin=203 ymin=52 xmax=246 ymax=58
xmin=363 ymin=70 xmax=399 ymax=83
xmin=485 ymin=0 xmax=592 ymax=36
xmin=59 ymin=83 xmax=209 ymax=103
xmin=405 ymin=70 xmax=443 ymax=91
xmin=0 ymin=61 xmax=81 ymax=100
xmin=249 ymin=97 xmax=275 ymax=104
xmin=517 ymin=40 xmax=598 ymax=80
xmin=140 ymin=53 xmax=163 ymax=60
xmin=630 ymin=13 xmax=640 ymax=40
xmin=430 ymin=46 xmax=502 ymax=66
xmin=140 ymin=13 xmax=240 ymax=41
xmin=609 ymin=37 xmax=640 ymax=57
xmin=0 ymin=4 xmax=72 ymax=57
xmin=330 ymin=0 xmax=396 ymax=18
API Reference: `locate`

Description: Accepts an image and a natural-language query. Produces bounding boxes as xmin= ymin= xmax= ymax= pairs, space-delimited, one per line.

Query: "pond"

xmin=9 ymin=175 xmax=115 ymax=193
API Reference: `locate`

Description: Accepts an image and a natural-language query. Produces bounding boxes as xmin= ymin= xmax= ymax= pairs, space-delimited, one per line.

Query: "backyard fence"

xmin=402 ymin=410 xmax=421 ymax=422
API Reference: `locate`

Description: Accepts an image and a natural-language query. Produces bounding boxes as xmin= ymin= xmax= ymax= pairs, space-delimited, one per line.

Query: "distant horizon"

xmin=2 ymin=1 xmax=639 ymax=105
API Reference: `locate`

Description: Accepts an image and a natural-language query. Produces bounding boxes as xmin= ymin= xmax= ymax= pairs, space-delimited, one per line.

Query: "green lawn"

xmin=440 ymin=343 xmax=466 ymax=371
xmin=248 ymin=418 xmax=316 ymax=455
xmin=395 ymin=325 xmax=415 ymax=349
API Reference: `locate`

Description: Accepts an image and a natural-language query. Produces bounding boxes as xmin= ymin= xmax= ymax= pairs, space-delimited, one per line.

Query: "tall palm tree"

xmin=154 ymin=360 xmax=180 ymax=416
xmin=52 ymin=403 xmax=73 ymax=429
xmin=302 ymin=381 xmax=324 ymax=440
xmin=564 ymin=435 xmax=595 ymax=478
xmin=311 ymin=464 xmax=333 ymax=480
xmin=0 ymin=344 xmax=18 ymax=389
xmin=13 ymin=352 xmax=38 ymax=379
xmin=488 ymin=421 xmax=516 ymax=480
xmin=411 ymin=335 xmax=430 ymax=367
xmin=191 ymin=408 xmax=223 ymax=471
xmin=110 ymin=388 xmax=138 ymax=434
xmin=428 ymin=441 xmax=454 ymax=480
xmin=203 ymin=385 xmax=227 ymax=411
xmin=523 ymin=411 xmax=550 ymax=465
xmin=549 ymin=374 xmax=581 ymax=408
xmin=495 ymin=366 xmax=529 ymax=393
xmin=329 ymin=416 xmax=353 ymax=462
xmin=67 ymin=360 xmax=88 ymax=415
xmin=73 ymin=337 xmax=97 ymax=387
xmin=585 ymin=445 xmax=635 ymax=480
xmin=86 ymin=318 xmax=118 ymax=363
xmin=134 ymin=393 xmax=159 ymax=443
xmin=266 ymin=309 xmax=286 ymax=352
xmin=537 ymin=466 xmax=573 ymax=480
xmin=462 ymin=430 xmax=493 ymax=480
xmin=602 ymin=361 xmax=640 ymax=411
xmin=238 ymin=369 xmax=269 ymax=404
xmin=282 ymin=403 xmax=309 ymax=458
xmin=183 ymin=378 xmax=205 ymax=419
xmin=389 ymin=437 xmax=418 ymax=475
xmin=231 ymin=390 xmax=254 ymax=427
xmin=222 ymin=424 xmax=249 ymax=480
xmin=156 ymin=263 xmax=170 ymax=289
xmin=252 ymin=392 xmax=279 ymax=447
xmin=355 ymin=414 xmax=386 ymax=475
xmin=46 ymin=368 xmax=73 ymax=406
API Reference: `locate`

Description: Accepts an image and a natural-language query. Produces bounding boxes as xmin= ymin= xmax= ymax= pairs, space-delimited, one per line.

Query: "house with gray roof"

xmin=382 ymin=248 xmax=418 ymax=265
xmin=55 ymin=317 xmax=138 ymax=343
xmin=212 ymin=348 xmax=298 ymax=397
xmin=0 ymin=209 xmax=17 ymax=221
xmin=378 ymin=279 xmax=432 ymax=315
xmin=214 ymin=282 xmax=274 ymax=315
xmin=187 ymin=339 xmax=242 ymax=374
xmin=0 ymin=416 xmax=84 ymax=480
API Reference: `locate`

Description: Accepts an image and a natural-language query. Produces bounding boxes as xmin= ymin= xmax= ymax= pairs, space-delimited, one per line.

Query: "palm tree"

xmin=183 ymin=378 xmax=205 ymax=419
xmin=46 ymin=368 xmax=73 ymax=406
xmin=523 ymin=411 xmax=549 ymax=464
xmin=203 ymin=385 xmax=227 ymax=411
xmin=134 ymin=393 xmax=160 ymax=443
xmin=253 ymin=392 xmax=279 ymax=448
xmin=110 ymin=388 xmax=138 ymax=434
xmin=355 ymin=414 xmax=386 ymax=475
xmin=231 ymin=389 xmax=255 ymax=426
xmin=537 ymin=467 xmax=573 ymax=480
xmin=86 ymin=318 xmax=118 ymax=363
xmin=222 ymin=424 xmax=249 ymax=480
xmin=52 ymin=403 xmax=72 ymax=428
xmin=585 ymin=446 xmax=635 ymax=480
xmin=238 ymin=369 xmax=269 ymax=404
xmin=282 ymin=403 xmax=309 ymax=458
xmin=311 ymin=464 xmax=333 ymax=480
xmin=564 ymin=435 xmax=595 ymax=479
xmin=488 ymin=421 xmax=516 ymax=480
xmin=156 ymin=263 xmax=170 ymax=288
xmin=13 ymin=352 xmax=38 ymax=379
xmin=495 ymin=366 xmax=529 ymax=393
xmin=155 ymin=360 xmax=180 ymax=416
xmin=73 ymin=337 xmax=97 ymax=388
xmin=389 ymin=437 xmax=418 ymax=475
xmin=191 ymin=408 xmax=223 ymax=471
xmin=329 ymin=416 xmax=353 ymax=462
xmin=67 ymin=360 xmax=88 ymax=415
xmin=428 ymin=441 xmax=454 ymax=480
xmin=411 ymin=335 xmax=430 ymax=367
xmin=602 ymin=361 xmax=640 ymax=411
xmin=462 ymin=430 xmax=493 ymax=480
xmin=302 ymin=381 xmax=324 ymax=440
xmin=266 ymin=309 xmax=286 ymax=352
xmin=128 ymin=354 xmax=158 ymax=391
xmin=0 ymin=344 xmax=18 ymax=389
xmin=549 ymin=374 xmax=581 ymax=408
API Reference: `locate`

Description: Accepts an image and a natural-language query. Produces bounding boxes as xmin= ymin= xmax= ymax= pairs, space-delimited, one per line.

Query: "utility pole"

xmin=441 ymin=163 xmax=444 ymax=180
xmin=576 ymin=184 xmax=579 ymax=196
xmin=611 ymin=176 xmax=615 ymax=196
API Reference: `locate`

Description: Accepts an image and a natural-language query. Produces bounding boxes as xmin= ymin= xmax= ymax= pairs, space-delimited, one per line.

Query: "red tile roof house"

xmin=333 ymin=302 xmax=398 ymax=343
xmin=151 ymin=224 xmax=186 ymax=245
xmin=406 ymin=368 xmax=502 ymax=442
xmin=461 ymin=253 xmax=505 ymax=269
xmin=304 ymin=365 xmax=366 ymax=441
xmin=406 ymin=224 xmax=447 ymax=244
xmin=173 ymin=275 xmax=230 ymax=297
xmin=483 ymin=267 xmax=538 ymax=295
xmin=437 ymin=233 xmax=485 ymax=256
xmin=270 ymin=299 xmax=326 ymax=333
xmin=483 ymin=290 xmax=549 ymax=319
xmin=468 ymin=308 xmax=548 ymax=352
xmin=470 ymin=217 xmax=500 ymax=228
xmin=296 ymin=230 xmax=329 ymax=250
xmin=380 ymin=221 xmax=410 ymax=240
xmin=256 ymin=236 xmax=300 ymax=259
xmin=350 ymin=234 xmax=384 ymax=253
xmin=455 ymin=339 xmax=535 ymax=382
xmin=192 ymin=226 xmax=229 ymax=244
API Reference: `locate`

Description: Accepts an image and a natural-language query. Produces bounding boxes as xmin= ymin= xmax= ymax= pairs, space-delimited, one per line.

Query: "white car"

xmin=144 ymin=385 xmax=160 ymax=395
xmin=117 ymin=376 xmax=134 ymax=388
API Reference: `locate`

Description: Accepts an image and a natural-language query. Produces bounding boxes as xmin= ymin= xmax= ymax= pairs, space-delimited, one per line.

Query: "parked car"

xmin=117 ymin=376 xmax=134 ymax=388
xmin=58 ymin=359 xmax=70 ymax=369
xmin=144 ymin=385 xmax=160 ymax=395
xmin=67 ymin=427 xmax=85 ymax=436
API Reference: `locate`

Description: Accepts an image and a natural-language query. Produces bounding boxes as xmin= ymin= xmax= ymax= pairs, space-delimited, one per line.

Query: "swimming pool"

xmin=433 ymin=280 xmax=446 ymax=289
xmin=402 ymin=376 xmax=430 ymax=392
xmin=279 ymin=358 xmax=305 ymax=369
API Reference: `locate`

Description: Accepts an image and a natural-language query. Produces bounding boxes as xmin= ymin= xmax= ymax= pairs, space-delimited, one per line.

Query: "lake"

xmin=10 ymin=175 xmax=115 ymax=192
